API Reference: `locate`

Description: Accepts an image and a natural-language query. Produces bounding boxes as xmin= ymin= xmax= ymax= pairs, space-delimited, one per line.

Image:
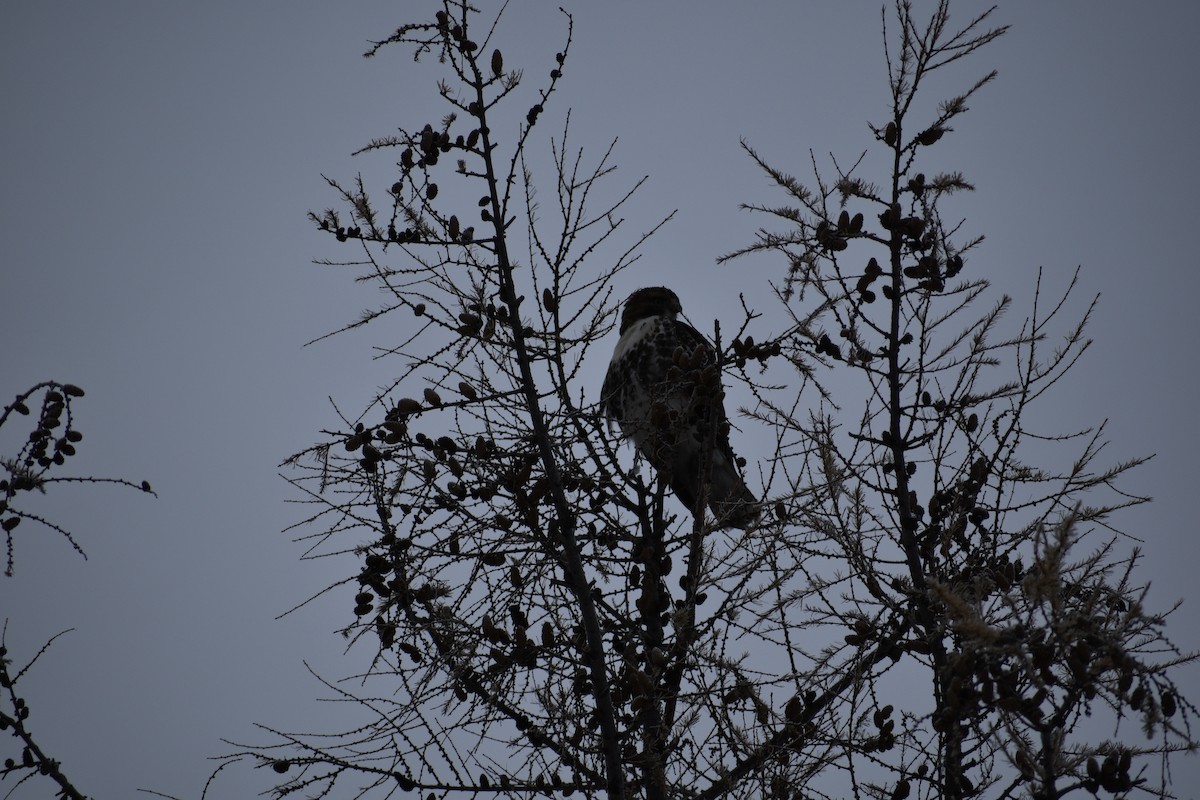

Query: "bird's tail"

xmin=707 ymin=472 xmax=759 ymax=530
xmin=670 ymin=450 xmax=759 ymax=530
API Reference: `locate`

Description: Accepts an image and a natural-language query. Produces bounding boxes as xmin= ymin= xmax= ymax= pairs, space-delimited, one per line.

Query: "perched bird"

xmin=601 ymin=287 xmax=758 ymax=529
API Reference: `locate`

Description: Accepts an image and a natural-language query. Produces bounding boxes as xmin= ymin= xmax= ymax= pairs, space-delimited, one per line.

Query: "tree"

xmin=0 ymin=381 xmax=155 ymax=799
xmin=226 ymin=2 xmax=1196 ymax=798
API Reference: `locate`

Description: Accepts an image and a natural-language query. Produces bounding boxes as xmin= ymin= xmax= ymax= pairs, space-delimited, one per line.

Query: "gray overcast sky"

xmin=2 ymin=2 xmax=1198 ymax=797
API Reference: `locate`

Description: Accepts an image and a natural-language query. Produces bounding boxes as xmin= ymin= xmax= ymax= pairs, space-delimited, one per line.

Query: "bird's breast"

xmin=610 ymin=316 xmax=658 ymax=364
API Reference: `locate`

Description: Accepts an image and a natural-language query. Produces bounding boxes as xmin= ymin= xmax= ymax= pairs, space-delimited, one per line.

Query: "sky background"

xmin=2 ymin=2 xmax=1198 ymax=797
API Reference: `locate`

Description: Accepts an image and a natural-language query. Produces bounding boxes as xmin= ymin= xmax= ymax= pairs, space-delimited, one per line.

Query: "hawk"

xmin=601 ymin=287 xmax=758 ymax=529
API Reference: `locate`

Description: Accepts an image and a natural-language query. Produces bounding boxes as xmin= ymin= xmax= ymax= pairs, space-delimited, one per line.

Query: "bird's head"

xmin=619 ymin=287 xmax=682 ymax=334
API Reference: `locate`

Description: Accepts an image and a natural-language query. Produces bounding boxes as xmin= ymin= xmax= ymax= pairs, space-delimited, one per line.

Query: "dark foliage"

xmin=226 ymin=3 xmax=1196 ymax=799
xmin=1 ymin=381 xmax=154 ymax=800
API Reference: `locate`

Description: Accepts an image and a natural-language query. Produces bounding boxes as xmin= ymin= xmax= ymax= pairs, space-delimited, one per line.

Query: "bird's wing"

xmin=672 ymin=319 xmax=716 ymax=367
xmin=600 ymin=357 xmax=620 ymax=420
